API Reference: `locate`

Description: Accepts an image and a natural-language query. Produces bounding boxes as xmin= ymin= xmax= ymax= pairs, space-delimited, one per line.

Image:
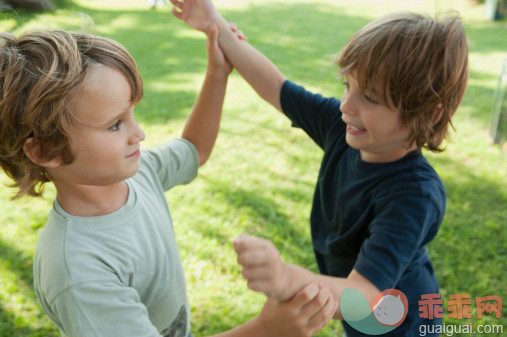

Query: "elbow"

xmin=182 ymin=136 xmax=211 ymax=167
xmin=197 ymin=150 xmax=210 ymax=167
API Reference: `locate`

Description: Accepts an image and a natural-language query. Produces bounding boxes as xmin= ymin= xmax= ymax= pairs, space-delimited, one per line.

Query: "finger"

xmin=234 ymin=234 xmax=271 ymax=253
xmin=288 ymin=283 xmax=320 ymax=308
xmin=169 ymin=0 xmax=183 ymax=9
xmin=237 ymin=249 xmax=270 ymax=267
xmin=171 ymin=7 xmax=182 ymax=19
xmin=242 ymin=266 xmax=273 ymax=280
xmin=208 ymin=23 xmax=218 ymax=42
xmin=233 ymin=233 xmax=250 ymax=250
xmin=306 ymin=295 xmax=338 ymax=334
xmin=237 ymin=30 xmax=247 ymax=41
xmin=301 ymin=285 xmax=332 ymax=317
xmin=247 ymin=279 xmax=277 ymax=296
xmin=229 ymin=22 xmax=237 ymax=32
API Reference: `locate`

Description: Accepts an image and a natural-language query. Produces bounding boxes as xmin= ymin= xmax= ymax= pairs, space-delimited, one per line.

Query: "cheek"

xmin=75 ymin=136 xmax=125 ymax=163
xmin=389 ymin=120 xmax=412 ymax=141
xmin=369 ymin=115 xmax=406 ymax=139
xmin=99 ymin=142 xmax=125 ymax=161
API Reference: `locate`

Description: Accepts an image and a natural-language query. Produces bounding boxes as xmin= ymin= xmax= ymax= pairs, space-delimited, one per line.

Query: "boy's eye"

xmin=364 ymin=94 xmax=379 ymax=105
xmin=342 ymin=80 xmax=350 ymax=90
xmin=108 ymin=120 xmax=122 ymax=131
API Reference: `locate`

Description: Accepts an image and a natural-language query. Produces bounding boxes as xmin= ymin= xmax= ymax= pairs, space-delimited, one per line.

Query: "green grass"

xmin=1 ymin=0 xmax=506 ymax=336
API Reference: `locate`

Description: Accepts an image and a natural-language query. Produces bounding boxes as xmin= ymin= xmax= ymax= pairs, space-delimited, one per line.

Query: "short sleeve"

xmin=280 ymin=80 xmax=344 ymax=149
xmin=353 ymin=196 xmax=439 ymax=291
xmin=141 ymin=138 xmax=199 ymax=191
xmin=51 ymin=281 xmax=162 ymax=337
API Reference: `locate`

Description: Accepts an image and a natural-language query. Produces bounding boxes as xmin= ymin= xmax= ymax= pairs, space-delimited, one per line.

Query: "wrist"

xmin=251 ymin=313 xmax=275 ymax=337
xmin=278 ymin=263 xmax=298 ymax=301
xmin=206 ymin=67 xmax=230 ymax=82
xmin=205 ymin=12 xmax=225 ymax=34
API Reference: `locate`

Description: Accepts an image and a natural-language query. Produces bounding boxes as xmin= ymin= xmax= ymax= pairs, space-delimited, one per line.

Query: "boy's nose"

xmin=340 ymin=91 xmax=359 ymax=117
xmin=130 ymin=121 xmax=146 ymax=144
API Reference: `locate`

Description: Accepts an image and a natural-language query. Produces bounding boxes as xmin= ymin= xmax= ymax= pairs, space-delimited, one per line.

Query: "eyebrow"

xmin=103 ymin=109 xmax=130 ymax=127
xmin=368 ymin=86 xmax=381 ymax=96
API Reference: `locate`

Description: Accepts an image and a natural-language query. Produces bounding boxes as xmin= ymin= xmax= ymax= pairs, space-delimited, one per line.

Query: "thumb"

xmin=233 ymin=232 xmax=250 ymax=250
xmin=209 ymin=23 xmax=219 ymax=44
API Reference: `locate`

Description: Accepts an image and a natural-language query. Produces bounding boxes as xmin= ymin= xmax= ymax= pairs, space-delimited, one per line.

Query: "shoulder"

xmin=34 ymin=207 xmax=127 ymax=304
xmin=281 ymin=80 xmax=341 ymax=111
xmin=281 ymin=80 xmax=345 ymax=149
xmin=374 ymin=153 xmax=446 ymax=216
xmin=34 ymin=210 xmax=73 ymax=302
xmin=137 ymin=139 xmax=197 ymax=176
xmin=140 ymin=138 xmax=197 ymax=164
xmin=408 ymin=154 xmax=445 ymax=204
xmin=132 ymin=138 xmax=199 ymax=191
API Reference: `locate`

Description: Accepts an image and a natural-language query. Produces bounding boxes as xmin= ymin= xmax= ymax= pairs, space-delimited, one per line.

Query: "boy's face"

xmin=49 ymin=65 xmax=145 ymax=186
xmin=340 ymin=74 xmax=417 ymax=163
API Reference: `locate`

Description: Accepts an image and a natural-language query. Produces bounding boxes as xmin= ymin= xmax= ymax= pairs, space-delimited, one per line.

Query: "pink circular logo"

xmin=370 ymin=289 xmax=409 ymax=327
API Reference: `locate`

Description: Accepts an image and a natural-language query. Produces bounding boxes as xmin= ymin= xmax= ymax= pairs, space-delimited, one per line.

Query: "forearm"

xmin=283 ymin=265 xmax=380 ymax=320
xmin=211 ymin=15 xmax=286 ymax=111
xmin=182 ymin=69 xmax=227 ymax=166
xmin=207 ymin=317 xmax=266 ymax=337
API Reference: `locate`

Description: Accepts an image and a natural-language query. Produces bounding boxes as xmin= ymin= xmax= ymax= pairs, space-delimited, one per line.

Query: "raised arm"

xmin=181 ymin=24 xmax=231 ymax=166
xmin=171 ymin=0 xmax=287 ymax=111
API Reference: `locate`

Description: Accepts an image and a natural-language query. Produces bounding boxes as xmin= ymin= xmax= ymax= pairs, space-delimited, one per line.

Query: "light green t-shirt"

xmin=33 ymin=139 xmax=199 ymax=337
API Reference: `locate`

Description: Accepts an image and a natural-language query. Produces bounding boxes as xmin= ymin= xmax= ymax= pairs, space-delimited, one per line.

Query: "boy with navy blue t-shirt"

xmin=172 ymin=1 xmax=468 ymax=335
xmin=279 ymin=80 xmax=445 ymax=335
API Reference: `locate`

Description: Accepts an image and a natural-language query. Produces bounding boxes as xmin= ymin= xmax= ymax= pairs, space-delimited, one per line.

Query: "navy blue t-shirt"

xmin=280 ymin=80 xmax=444 ymax=336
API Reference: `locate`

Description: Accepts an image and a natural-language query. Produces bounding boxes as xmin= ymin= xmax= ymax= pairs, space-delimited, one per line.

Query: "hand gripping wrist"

xmin=277 ymin=263 xmax=298 ymax=301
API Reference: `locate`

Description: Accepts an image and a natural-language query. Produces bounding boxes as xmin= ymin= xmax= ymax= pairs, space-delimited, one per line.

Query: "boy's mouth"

xmin=127 ymin=149 xmax=141 ymax=158
xmin=346 ymin=123 xmax=367 ymax=135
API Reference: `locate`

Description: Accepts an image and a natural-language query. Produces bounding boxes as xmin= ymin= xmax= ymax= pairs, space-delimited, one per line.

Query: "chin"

xmin=124 ymin=168 xmax=140 ymax=180
xmin=345 ymin=136 xmax=363 ymax=150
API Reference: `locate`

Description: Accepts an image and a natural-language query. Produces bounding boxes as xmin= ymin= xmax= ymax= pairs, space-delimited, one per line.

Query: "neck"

xmin=53 ymin=180 xmax=129 ymax=217
xmin=360 ymin=143 xmax=419 ymax=163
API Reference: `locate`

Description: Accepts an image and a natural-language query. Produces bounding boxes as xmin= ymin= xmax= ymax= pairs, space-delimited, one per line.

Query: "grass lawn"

xmin=1 ymin=0 xmax=506 ymax=336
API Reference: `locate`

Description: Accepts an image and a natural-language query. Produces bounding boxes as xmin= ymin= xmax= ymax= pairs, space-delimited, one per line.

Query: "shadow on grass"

xmin=0 ymin=304 xmax=52 ymax=337
xmin=0 ymin=238 xmax=33 ymax=285
xmin=0 ymin=304 xmax=31 ymax=337
xmin=0 ymin=237 xmax=54 ymax=335
xmin=427 ymin=155 xmax=506 ymax=324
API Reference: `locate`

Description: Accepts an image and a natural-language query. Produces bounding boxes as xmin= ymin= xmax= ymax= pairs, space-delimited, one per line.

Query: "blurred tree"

xmin=0 ymin=0 xmax=14 ymax=11
xmin=3 ymin=0 xmax=56 ymax=11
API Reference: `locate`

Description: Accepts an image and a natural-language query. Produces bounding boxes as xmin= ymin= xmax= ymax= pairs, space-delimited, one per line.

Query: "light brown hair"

xmin=337 ymin=12 xmax=469 ymax=152
xmin=0 ymin=30 xmax=143 ymax=199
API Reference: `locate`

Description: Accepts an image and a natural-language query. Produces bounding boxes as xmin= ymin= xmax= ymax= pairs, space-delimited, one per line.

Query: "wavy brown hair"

xmin=0 ymin=30 xmax=143 ymax=199
xmin=337 ymin=12 xmax=469 ymax=152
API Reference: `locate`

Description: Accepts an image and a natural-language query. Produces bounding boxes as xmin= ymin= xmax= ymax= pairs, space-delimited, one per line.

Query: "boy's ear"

xmin=432 ymin=103 xmax=444 ymax=126
xmin=23 ymin=138 xmax=63 ymax=168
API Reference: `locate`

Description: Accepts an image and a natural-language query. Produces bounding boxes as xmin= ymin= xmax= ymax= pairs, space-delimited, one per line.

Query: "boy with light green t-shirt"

xmin=0 ymin=21 xmax=336 ymax=337
xmin=34 ymin=139 xmax=198 ymax=336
